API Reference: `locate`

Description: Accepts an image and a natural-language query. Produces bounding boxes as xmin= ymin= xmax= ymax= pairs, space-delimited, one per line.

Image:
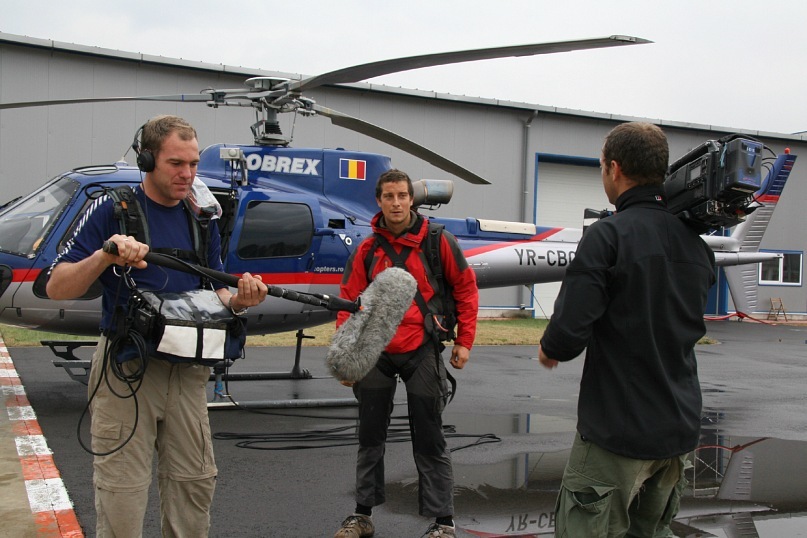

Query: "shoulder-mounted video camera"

xmin=664 ymin=135 xmax=763 ymax=232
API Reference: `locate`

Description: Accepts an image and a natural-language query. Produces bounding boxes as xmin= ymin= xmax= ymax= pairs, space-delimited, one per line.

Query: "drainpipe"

xmin=520 ymin=110 xmax=539 ymax=222
xmin=519 ymin=110 xmax=539 ymax=312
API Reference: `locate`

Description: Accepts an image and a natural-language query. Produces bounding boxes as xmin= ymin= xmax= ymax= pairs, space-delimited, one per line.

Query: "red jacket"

xmin=337 ymin=212 xmax=478 ymax=354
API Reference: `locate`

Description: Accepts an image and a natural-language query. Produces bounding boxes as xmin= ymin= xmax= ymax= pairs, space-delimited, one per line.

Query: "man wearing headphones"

xmin=47 ymin=115 xmax=268 ymax=537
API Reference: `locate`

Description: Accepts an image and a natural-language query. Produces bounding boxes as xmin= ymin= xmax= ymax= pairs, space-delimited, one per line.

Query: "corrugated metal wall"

xmin=2 ymin=36 xmax=806 ymax=317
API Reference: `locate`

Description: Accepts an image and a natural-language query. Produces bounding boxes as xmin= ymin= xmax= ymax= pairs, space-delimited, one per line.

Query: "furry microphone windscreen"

xmin=326 ymin=267 xmax=418 ymax=383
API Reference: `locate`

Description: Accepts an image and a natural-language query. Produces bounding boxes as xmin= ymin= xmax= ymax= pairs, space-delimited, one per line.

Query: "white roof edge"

xmin=0 ymin=31 xmax=299 ymax=80
xmin=477 ymin=219 xmax=537 ymax=235
xmin=1 ymin=31 xmax=804 ymax=143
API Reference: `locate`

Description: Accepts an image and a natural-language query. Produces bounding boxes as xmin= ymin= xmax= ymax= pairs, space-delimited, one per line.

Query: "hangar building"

xmin=1 ymin=32 xmax=805 ymax=320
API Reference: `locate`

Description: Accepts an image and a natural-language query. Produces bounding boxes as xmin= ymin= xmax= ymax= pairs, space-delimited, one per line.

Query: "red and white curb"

xmin=1 ymin=340 xmax=83 ymax=537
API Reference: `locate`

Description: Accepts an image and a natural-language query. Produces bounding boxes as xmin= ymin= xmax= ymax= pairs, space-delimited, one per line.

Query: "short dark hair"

xmin=141 ymin=115 xmax=197 ymax=154
xmin=602 ymin=122 xmax=669 ymax=186
xmin=375 ymin=168 xmax=413 ymax=199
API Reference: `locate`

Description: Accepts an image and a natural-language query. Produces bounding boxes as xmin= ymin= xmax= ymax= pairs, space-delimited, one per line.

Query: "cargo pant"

xmin=554 ymin=432 xmax=687 ymax=538
xmin=88 ymin=335 xmax=217 ymax=537
xmin=352 ymin=343 xmax=453 ymax=517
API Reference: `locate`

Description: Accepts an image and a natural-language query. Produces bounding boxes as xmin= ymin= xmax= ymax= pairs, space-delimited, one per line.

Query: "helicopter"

xmin=0 ymin=35 xmax=797 ymax=382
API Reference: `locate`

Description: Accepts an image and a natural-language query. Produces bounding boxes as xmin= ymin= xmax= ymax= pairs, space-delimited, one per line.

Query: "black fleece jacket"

xmin=540 ymin=184 xmax=716 ymax=459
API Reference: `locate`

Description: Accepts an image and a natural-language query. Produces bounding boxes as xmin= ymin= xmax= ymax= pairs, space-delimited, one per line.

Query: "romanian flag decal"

xmin=339 ymin=159 xmax=366 ymax=180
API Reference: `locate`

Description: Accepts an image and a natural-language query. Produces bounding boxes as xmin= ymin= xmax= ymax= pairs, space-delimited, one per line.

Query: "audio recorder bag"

xmin=130 ymin=288 xmax=246 ymax=365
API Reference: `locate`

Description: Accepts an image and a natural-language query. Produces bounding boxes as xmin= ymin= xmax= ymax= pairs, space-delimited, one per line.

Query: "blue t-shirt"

xmin=54 ymin=187 xmax=225 ymax=330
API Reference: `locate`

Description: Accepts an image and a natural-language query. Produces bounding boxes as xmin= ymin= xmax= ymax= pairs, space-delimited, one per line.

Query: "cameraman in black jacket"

xmin=539 ymin=122 xmax=716 ymax=537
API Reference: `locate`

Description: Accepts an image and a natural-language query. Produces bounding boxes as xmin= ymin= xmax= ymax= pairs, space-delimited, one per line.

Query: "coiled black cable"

xmin=212 ymin=365 xmax=501 ymax=452
xmin=76 ymin=268 xmax=145 ymax=456
xmin=213 ymin=415 xmax=501 ymax=452
xmin=107 ymin=329 xmax=149 ymax=386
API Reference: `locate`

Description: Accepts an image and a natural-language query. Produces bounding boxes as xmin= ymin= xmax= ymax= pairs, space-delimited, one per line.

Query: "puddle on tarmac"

xmin=382 ymin=412 xmax=807 ymax=537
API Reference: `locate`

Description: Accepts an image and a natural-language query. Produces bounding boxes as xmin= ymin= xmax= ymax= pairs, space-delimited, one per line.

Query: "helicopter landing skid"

xmin=46 ymin=330 xmax=327 ymax=396
xmin=215 ymin=329 xmax=315 ymax=381
xmin=211 ymin=329 xmax=316 ymax=402
xmin=209 ymin=330 xmax=360 ymax=408
xmin=44 ymin=340 xmax=98 ymax=385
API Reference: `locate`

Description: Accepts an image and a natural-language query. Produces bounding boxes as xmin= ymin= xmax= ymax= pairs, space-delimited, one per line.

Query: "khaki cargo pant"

xmin=88 ymin=336 xmax=217 ymax=537
xmin=554 ymin=433 xmax=687 ymax=538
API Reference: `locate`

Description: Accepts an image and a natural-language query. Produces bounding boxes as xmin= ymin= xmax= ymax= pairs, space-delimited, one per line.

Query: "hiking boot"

xmin=421 ymin=522 xmax=456 ymax=537
xmin=334 ymin=514 xmax=374 ymax=538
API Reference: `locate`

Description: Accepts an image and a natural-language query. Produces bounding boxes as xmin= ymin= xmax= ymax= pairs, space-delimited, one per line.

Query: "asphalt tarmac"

xmin=4 ymin=320 xmax=807 ymax=537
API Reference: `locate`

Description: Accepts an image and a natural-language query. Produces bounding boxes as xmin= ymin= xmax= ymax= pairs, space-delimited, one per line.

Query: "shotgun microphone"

xmin=101 ymin=241 xmax=359 ymax=312
xmin=326 ymin=267 xmax=417 ymax=383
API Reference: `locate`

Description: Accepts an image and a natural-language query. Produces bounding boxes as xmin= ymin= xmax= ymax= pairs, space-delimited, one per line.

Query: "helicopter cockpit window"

xmin=237 ymin=202 xmax=313 ymax=259
xmin=0 ymin=176 xmax=79 ymax=258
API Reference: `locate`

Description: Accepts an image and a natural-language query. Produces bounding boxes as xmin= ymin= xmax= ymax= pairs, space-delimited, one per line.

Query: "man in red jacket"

xmin=333 ymin=169 xmax=478 ymax=538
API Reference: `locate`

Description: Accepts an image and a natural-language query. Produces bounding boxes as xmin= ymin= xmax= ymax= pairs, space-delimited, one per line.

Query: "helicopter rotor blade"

xmin=292 ymin=35 xmax=651 ymax=92
xmin=0 ymin=35 xmax=650 ymax=165
xmin=0 ymin=93 xmax=218 ymax=110
xmin=310 ymin=103 xmax=490 ymax=185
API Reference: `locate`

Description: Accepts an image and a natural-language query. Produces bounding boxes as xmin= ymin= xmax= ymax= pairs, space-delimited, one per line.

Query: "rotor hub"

xmin=245 ymin=77 xmax=290 ymax=91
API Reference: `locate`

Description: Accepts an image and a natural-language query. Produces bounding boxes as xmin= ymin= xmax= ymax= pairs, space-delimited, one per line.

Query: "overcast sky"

xmin=2 ymin=0 xmax=805 ymax=135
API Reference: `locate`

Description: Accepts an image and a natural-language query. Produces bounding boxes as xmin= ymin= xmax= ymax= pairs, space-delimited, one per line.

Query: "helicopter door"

xmin=226 ymin=192 xmax=333 ymax=314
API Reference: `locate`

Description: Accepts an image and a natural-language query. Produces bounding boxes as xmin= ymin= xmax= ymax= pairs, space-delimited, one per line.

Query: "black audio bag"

xmin=129 ymin=288 xmax=246 ymax=365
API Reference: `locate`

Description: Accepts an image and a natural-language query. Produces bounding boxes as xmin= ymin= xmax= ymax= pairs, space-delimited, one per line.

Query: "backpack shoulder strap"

xmin=426 ymin=222 xmax=445 ymax=294
xmin=182 ymin=199 xmax=210 ymax=269
xmin=188 ymin=203 xmax=212 ymax=288
xmin=362 ymin=234 xmax=380 ymax=280
xmin=109 ymin=186 xmax=212 ymax=286
xmin=423 ymin=222 xmax=458 ymax=403
xmin=108 ymin=185 xmax=150 ymax=246
xmin=364 ymin=223 xmax=445 ymax=282
xmin=425 ymin=221 xmax=457 ymax=341
xmin=373 ymin=234 xmax=414 ymax=273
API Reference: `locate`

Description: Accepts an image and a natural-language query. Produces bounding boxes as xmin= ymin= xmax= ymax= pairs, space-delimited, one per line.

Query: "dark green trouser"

xmin=554 ymin=433 xmax=687 ymax=538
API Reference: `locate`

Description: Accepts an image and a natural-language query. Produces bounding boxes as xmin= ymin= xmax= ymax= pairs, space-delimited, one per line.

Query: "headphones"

xmin=131 ymin=123 xmax=155 ymax=173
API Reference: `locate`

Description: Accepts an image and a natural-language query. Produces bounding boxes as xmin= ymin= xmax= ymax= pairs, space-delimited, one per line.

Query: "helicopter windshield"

xmin=0 ymin=176 xmax=79 ymax=258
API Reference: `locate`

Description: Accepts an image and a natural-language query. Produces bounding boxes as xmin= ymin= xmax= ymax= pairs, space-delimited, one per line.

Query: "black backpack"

xmin=106 ymin=186 xmax=247 ymax=366
xmin=362 ymin=220 xmax=457 ymax=342
xmin=107 ymin=185 xmax=212 ymax=287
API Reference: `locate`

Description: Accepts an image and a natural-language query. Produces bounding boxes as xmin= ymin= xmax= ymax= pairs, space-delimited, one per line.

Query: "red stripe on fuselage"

xmin=463 ymin=228 xmax=565 ymax=258
xmin=12 ymin=268 xmax=40 ymax=283
xmin=216 ymin=272 xmax=344 ymax=286
xmin=757 ymin=194 xmax=780 ymax=204
xmin=11 ymin=268 xmax=343 ymax=286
